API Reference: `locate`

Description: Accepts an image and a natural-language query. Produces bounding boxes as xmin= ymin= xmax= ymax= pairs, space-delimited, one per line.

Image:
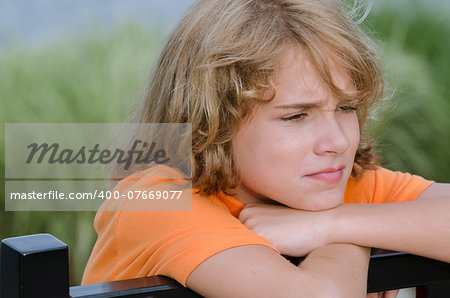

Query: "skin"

xmin=233 ymin=48 xmax=450 ymax=263
xmin=238 ymin=187 xmax=450 ymax=298
xmin=189 ymin=45 xmax=450 ymax=296
xmin=239 ymin=184 xmax=450 ymax=261
xmin=232 ymin=47 xmax=450 ymax=297
xmin=232 ymin=45 xmax=360 ymax=212
xmin=187 ymin=46 xmax=372 ymax=297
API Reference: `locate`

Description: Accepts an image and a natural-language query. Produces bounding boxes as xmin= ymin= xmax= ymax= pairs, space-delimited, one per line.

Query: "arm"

xmin=331 ymin=183 xmax=450 ymax=262
xmin=187 ymin=243 xmax=370 ymax=297
xmin=239 ymin=183 xmax=450 ymax=262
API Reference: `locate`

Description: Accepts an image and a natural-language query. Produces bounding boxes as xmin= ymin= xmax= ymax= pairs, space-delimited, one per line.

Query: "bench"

xmin=1 ymin=234 xmax=450 ymax=297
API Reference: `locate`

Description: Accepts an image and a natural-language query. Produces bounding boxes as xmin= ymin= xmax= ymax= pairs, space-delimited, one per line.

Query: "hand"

xmin=239 ymin=203 xmax=333 ymax=256
xmin=367 ymin=289 xmax=399 ymax=298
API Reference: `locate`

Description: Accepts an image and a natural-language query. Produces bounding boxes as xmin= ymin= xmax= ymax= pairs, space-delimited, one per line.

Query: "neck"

xmin=232 ymin=185 xmax=277 ymax=206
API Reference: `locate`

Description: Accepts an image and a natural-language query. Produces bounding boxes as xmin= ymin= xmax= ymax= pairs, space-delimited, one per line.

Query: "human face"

xmin=232 ymin=47 xmax=360 ymax=211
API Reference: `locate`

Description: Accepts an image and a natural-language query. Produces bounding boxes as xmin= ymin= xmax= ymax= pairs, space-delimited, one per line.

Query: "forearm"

xmin=331 ymin=198 xmax=450 ymax=262
xmin=187 ymin=244 xmax=370 ymax=297
xmin=299 ymin=244 xmax=370 ymax=297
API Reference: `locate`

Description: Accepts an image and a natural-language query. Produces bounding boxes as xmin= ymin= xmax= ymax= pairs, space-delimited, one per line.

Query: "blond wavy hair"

xmin=133 ymin=0 xmax=384 ymax=195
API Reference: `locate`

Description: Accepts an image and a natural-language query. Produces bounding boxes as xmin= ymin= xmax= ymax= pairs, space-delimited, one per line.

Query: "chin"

xmin=311 ymin=200 xmax=341 ymax=211
xmin=288 ymin=192 xmax=343 ymax=211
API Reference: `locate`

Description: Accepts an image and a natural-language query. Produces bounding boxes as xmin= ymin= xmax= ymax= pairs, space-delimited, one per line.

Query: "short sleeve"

xmin=344 ymin=167 xmax=434 ymax=204
xmin=82 ymin=166 xmax=278 ymax=287
xmin=371 ymin=168 xmax=434 ymax=204
xmin=113 ymin=188 xmax=278 ymax=286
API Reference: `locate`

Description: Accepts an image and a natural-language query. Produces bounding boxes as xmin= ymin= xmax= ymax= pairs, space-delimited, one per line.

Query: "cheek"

xmin=232 ymin=124 xmax=264 ymax=175
xmin=345 ymin=113 xmax=361 ymax=151
xmin=353 ymin=117 xmax=361 ymax=149
xmin=232 ymin=123 xmax=303 ymax=186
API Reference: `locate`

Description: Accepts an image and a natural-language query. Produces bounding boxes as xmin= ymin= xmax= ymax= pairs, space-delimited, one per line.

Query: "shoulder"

xmin=95 ymin=165 xmax=274 ymax=286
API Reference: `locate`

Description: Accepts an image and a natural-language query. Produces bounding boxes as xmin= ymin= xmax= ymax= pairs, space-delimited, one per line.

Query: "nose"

xmin=313 ymin=112 xmax=350 ymax=155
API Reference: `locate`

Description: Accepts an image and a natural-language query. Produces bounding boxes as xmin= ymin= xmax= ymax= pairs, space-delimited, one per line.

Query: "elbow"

xmin=314 ymin=282 xmax=349 ymax=298
xmin=294 ymin=273 xmax=366 ymax=298
xmin=320 ymin=282 xmax=360 ymax=298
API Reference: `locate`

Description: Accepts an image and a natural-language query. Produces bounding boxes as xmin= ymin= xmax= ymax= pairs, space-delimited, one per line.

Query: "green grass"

xmin=1 ymin=1 xmax=450 ymax=285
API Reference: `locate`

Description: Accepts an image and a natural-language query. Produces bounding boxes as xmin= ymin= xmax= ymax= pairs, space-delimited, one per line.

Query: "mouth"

xmin=304 ymin=167 xmax=345 ymax=184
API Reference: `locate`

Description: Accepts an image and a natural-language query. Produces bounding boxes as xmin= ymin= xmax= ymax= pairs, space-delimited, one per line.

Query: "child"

xmin=82 ymin=0 xmax=450 ymax=296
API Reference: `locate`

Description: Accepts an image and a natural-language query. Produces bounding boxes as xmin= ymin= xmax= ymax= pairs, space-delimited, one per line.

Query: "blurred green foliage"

xmin=1 ymin=1 xmax=449 ymax=285
xmin=367 ymin=0 xmax=450 ymax=181
xmin=0 ymin=25 xmax=163 ymax=285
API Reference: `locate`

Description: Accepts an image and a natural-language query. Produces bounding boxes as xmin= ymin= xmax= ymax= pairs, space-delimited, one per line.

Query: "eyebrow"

xmin=273 ymin=102 xmax=324 ymax=110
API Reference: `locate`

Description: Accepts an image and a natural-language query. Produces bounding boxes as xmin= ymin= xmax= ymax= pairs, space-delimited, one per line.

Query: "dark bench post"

xmin=1 ymin=233 xmax=69 ymax=298
xmin=367 ymin=251 xmax=450 ymax=298
xmin=422 ymin=281 xmax=450 ymax=298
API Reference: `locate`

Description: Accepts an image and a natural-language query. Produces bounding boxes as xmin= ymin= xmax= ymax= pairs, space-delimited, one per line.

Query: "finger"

xmin=384 ymin=289 xmax=400 ymax=298
xmin=238 ymin=207 xmax=256 ymax=223
xmin=242 ymin=202 xmax=264 ymax=209
xmin=242 ymin=202 xmax=287 ymax=211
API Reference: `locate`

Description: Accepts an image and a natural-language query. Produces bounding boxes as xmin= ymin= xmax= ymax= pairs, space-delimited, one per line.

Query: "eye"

xmin=336 ymin=105 xmax=357 ymax=113
xmin=281 ymin=112 xmax=307 ymax=122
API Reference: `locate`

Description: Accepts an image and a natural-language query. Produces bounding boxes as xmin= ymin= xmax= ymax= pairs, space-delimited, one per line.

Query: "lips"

xmin=305 ymin=167 xmax=344 ymax=184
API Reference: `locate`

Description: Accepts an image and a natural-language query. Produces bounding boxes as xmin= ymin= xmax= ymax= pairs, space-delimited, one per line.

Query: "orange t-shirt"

xmin=82 ymin=166 xmax=433 ymax=286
